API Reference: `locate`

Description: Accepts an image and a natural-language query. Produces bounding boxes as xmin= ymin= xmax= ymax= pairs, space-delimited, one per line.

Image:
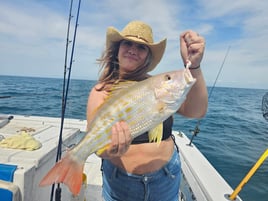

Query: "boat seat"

xmin=0 ymin=180 xmax=21 ymax=201
xmin=0 ymin=164 xmax=21 ymax=201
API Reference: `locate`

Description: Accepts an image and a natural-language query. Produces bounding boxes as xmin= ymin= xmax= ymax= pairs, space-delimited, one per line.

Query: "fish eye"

xmin=164 ymin=74 xmax=171 ymax=81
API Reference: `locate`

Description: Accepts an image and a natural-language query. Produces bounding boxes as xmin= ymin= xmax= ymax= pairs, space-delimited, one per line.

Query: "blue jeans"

xmin=102 ymin=149 xmax=181 ymax=201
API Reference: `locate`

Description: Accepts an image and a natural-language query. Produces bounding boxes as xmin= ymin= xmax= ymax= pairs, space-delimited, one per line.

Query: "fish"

xmin=39 ymin=68 xmax=196 ymax=195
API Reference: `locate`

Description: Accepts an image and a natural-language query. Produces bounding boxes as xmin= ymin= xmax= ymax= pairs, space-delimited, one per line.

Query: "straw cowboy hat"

xmin=106 ymin=20 xmax=167 ymax=72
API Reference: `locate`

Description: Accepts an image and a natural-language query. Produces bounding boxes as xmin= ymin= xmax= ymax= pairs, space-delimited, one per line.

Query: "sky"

xmin=0 ymin=0 xmax=267 ymax=89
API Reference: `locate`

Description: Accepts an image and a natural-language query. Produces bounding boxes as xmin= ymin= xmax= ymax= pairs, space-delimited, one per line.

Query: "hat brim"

xmin=106 ymin=27 xmax=166 ymax=72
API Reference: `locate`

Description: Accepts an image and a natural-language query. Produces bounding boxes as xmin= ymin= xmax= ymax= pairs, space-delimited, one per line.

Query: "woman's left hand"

xmin=107 ymin=121 xmax=132 ymax=157
xmin=180 ymin=30 xmax=205 ymax=68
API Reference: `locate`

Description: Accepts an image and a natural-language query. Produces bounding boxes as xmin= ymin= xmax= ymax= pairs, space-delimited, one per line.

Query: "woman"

xmin=87 ymin=20 xmax=208 ymax=201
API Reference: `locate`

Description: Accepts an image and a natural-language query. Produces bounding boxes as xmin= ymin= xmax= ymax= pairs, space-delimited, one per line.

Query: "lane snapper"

xmin=39 ymin=68 xmax=196 ymax=195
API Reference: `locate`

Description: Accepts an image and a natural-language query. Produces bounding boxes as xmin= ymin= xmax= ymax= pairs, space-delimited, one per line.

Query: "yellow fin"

xmin=95 ymin=144 xmax=110 ymax=156
xmin=148 ymin=123 xmax=163 ymax=146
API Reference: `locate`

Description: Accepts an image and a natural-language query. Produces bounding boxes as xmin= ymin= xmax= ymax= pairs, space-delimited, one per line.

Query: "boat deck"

xmin=0 ymin=115 xmax=242 ymax=201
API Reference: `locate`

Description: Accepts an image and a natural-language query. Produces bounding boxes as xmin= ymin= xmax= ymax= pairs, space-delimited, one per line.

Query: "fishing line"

xmin=49 ymin=0 xmax=82 ymax=201
xmin=188 ymin=46 xmax=231 ymax=146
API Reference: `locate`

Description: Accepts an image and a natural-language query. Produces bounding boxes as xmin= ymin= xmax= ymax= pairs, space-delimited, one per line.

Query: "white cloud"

xmin=0 ymin=0 xmax=267 ymax=89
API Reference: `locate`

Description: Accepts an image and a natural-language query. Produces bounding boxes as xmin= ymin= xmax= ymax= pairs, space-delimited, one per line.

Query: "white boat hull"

xmin=0 ymin=115 xmax=242 ymax=201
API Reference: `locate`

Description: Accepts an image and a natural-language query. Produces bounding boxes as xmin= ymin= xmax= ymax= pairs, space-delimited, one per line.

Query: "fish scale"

xmin=40 ymin=69 xmax=196 ymax=196
xmin=81 ymin=86 xmax=156 ymax=153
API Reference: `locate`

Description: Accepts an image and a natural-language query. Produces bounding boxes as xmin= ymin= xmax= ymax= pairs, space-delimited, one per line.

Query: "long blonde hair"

xmin=96 ymin=41 xmax=152 ymax=91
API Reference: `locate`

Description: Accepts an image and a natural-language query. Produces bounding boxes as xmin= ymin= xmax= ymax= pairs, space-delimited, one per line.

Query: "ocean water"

xmin=0 ymin=75 xmax=267 ymax=201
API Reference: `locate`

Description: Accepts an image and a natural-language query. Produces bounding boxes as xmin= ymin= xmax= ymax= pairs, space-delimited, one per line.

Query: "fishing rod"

xmin=228 ymin=92 xmax=268 ymax=200
xmin=49 ymin=0 xmax=74 ymax=199
xmin=50 ymin=0 xmax=82 ymax=201
xmin=188 ymin=46 xmax=231 ymax=146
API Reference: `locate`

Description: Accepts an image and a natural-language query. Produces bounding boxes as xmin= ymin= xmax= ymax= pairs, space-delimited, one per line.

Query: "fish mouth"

xmin=184 ymin=68 xmax=196 ymax=84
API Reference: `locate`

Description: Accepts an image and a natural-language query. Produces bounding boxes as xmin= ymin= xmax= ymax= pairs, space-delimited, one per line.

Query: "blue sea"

xmin=0 ymin=75 xmax=267 ymax=201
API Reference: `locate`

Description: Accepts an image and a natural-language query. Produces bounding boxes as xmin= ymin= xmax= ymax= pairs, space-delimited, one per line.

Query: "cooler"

xmin=0 ymin=115 xmax=84 ymax=201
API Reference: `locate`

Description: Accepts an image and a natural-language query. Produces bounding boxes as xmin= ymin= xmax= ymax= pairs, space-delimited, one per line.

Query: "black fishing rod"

xmin=49 ymin=0 xmax=74 ymax=199
xmin=50 ymin=0 xmax=82 ymax=201
xmin=188 ymin=46 xmax=231 ymax=146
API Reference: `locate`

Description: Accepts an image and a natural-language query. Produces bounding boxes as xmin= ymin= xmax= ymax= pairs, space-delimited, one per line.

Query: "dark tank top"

xmin=131 ymin=116 xmax=173 ymax=144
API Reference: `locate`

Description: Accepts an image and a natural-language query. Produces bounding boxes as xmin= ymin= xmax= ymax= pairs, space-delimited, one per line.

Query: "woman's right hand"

xmin=180 ymin=30 xmax=205 ymax=68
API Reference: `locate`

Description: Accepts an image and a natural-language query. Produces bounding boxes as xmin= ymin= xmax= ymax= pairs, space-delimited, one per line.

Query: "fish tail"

xmin=39 ymin=152 xmax=84 ymax=195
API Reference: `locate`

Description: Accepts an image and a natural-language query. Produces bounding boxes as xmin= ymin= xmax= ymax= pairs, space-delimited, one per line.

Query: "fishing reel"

xmin=262 ymin=92 xmax=268 ymax=121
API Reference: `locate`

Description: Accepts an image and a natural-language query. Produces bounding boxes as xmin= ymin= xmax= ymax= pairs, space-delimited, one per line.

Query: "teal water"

xmin=0 ymin=75 xmax=267 ymax=201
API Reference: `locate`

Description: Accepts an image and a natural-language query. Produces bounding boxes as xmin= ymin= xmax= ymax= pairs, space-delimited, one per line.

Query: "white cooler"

xmin=0 ymin=115 xmax=85 ymax=201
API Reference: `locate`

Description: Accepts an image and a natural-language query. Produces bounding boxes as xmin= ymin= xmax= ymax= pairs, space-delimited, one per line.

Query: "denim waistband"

xmin=102 ymin=148 xmax=179 ymax=182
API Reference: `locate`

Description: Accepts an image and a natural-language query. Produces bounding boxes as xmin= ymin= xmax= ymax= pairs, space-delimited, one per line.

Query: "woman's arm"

xmin=177 ymin=30 xmax=208 ymax=118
